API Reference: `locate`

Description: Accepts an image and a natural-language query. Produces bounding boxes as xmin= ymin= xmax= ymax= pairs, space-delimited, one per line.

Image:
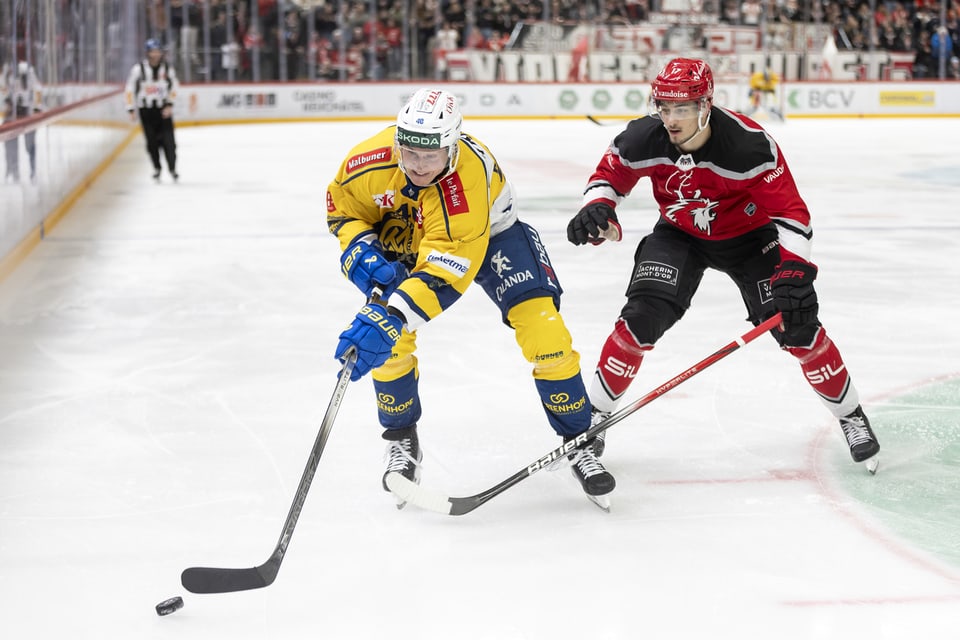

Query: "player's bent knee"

xmin=533 ymin=351 xmax=582 ymax=381
xmin=507 ymin=297 xmax=581 ymax=380
xmin=620 ymin=296 xmax=683 ymax=345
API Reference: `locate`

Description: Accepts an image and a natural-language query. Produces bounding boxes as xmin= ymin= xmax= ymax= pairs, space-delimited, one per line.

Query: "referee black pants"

xmin=138 ymin=107 xmax=177 ymax=173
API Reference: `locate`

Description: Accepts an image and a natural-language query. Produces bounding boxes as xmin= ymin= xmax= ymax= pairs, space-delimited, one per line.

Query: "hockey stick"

xmin=386 ymin=313 xmax=782 ymax=516
xmin=181 ymin=351 xmax=356 ymax=593
xmin=586 ymin=114 xmax=635 ymax=127
xmin=586 ymin=114 xmax=620 ymax=126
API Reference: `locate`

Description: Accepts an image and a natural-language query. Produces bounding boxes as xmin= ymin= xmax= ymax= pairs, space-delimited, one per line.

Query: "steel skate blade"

xmin=864 ymin=457 xmax=879 ymax=475
xmin=587 ymin=494 xmax=611 ymax=513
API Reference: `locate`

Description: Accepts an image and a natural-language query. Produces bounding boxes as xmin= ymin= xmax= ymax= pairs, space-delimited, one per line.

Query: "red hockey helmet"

xmin=651 ymin=58 xmax=714 ymax=103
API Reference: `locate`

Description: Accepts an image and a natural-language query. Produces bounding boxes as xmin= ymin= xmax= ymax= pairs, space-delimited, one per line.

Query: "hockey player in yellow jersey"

xmin=747 ymin=69 xmax=783 ymax=120
xmin=330 ymin=88 xmax=615 ymax=510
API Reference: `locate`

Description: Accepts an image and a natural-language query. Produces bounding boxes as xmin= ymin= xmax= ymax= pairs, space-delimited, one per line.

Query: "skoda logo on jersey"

xmin=490 ymin=250 xmax=512 ymax=278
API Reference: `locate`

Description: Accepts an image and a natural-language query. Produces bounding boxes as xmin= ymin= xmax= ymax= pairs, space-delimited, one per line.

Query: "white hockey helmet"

xmin=395 ymin=88 xmax=462 ymax=183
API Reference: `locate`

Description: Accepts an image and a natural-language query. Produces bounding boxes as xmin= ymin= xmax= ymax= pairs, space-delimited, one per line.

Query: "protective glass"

xmin=398 ymin=146 xmax=449 ymax=178
xmin=655 ymin=101 xmax=700 ymax=120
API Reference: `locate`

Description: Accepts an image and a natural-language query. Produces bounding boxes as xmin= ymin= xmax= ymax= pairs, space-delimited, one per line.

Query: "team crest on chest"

xmin=663 ymin=170 xmax=720 ymax=235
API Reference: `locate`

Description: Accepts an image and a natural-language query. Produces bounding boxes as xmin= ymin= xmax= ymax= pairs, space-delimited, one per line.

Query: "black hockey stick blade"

xmin=386 ymin=314 xmax=782 ymax=516
xmin=181 ymin=554 xmax=281 ymax=593
xmin=180 ymin=353 xmax=355 ymax=594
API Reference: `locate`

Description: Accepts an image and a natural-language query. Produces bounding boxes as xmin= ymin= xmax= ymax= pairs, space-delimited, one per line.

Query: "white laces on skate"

xmin=840 ymin=415 xmax=872 ymax=447
xmin=384 ymin=440 xmax=419 ymax=473
xmin=570 ymin=448 xmax=606 ymax=478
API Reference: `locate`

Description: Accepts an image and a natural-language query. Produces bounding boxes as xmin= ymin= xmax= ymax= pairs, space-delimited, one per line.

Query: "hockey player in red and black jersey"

xmin=567 ymin=58 xmax=879 ymax=470
xmin=330 ymin=88 xmax=615 ymax=509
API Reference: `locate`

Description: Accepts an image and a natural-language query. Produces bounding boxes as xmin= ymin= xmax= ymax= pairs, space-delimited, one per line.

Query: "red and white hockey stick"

xmin=386 ymin=313 xmax=783 ymax=515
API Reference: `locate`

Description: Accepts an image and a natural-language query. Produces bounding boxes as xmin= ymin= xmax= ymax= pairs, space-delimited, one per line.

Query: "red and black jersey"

xmin=582 ymin=107 xmax=813 ymax=261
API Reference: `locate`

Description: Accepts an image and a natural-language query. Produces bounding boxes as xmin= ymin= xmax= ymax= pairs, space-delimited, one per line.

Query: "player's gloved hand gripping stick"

xmin=340 ymin=236 xmax=408 ymax=299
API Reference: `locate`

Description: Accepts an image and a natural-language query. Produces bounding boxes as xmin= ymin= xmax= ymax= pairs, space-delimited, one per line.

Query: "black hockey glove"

xmin=770 ymin=260 xmax=819 ymax=331
xmin=567 ymin=202 xmax=622 ymax=246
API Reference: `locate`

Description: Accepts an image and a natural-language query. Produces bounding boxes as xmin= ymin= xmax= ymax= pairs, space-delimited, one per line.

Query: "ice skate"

xmin=382 ymin=425 xmax=422 ymax=509
xmin=152 ymin=168 xmax=161 ymax=181
xmin=839 ymin=406 xmax=879 ymax=474
xmin=590 ymin=408 xmax=610 ymax=457
xmin=567 ymin=437 xmax=616 ymax=512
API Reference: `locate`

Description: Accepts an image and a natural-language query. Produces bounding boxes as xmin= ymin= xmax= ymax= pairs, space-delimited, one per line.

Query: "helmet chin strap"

xmin=676 ymin=102 xmax=712 ymax=149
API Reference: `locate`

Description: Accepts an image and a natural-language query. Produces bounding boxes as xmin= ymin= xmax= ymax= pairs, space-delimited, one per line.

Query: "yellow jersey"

xmin=749 ymin=70 xmax=780 ymax=93
xmin=327 ymin=125 xmax=517 ymax=329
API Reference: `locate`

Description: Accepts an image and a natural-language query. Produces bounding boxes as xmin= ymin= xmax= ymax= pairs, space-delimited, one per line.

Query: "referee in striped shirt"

xmin=125 ymin=39 xmax=179 ymax=182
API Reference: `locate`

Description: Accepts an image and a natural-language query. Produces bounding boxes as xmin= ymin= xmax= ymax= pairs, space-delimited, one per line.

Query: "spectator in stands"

xmin=414 ymin=0 xmax=439 ymax=78
xmin=625 ymin=0 xmax=649 ymax=22
xmin=444 ymin=0 xmax=467 ymax=33
xmin=282 ymin=9 xmax=306 ymax=80
xmin=434 ymin=21 xmax=460 ymax=80
xmin=913 ymin=29 xmax=935 ymax=77
xmin=948 ymin=10 xmax=960 ymax=56
xmin=931 ymin=24 xmax=955 ymax=71
xmin=382 ymin=17 xmax=403 ymax=78
xmin=476 ymin=0 xmax=499 ymax=40
xmin=741 ymin=0 xmax=762 ymax=26
xmin=720 ymin=0 xmax=740 ymax=24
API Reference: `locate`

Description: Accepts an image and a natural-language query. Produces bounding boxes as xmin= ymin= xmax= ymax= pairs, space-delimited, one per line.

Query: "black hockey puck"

xmin=156 ymin=596 xmax=184 ymax=616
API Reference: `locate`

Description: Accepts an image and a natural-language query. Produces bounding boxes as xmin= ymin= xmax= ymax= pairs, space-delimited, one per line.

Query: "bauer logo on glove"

xmin=335 ymin=303 xmax=404 ymax=381
xmin=358 ymin=305 xmax=403 ymax=342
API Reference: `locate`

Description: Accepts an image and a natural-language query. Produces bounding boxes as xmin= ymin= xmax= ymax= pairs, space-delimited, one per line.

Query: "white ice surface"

xmin=1 ymin=117 xmax=959 ymax=639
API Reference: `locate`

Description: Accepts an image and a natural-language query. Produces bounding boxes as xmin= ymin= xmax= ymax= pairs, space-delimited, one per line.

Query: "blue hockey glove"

xmin=335 ymin=303 xmax=403 ymax=381
xmin=340 ymin=239 xmax=408 ymax=298
xmin=567 ymin=202 xmax=622 ymax=245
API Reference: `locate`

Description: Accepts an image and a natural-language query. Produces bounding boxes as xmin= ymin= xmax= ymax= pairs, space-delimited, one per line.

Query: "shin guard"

xmin=591 ymin=319 xmax=652 ymax=413
xmin=786 ymin=328 xmax=860 ymax=417
xmin=373 ymin=368 xmax=422 ymax=429
xmin=535 ymin=374 xmax=591 ymax=438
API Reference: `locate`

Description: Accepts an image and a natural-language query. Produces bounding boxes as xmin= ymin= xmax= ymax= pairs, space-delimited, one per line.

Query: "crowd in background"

xmin=131 ymin=0 xmax=958 ymax=82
